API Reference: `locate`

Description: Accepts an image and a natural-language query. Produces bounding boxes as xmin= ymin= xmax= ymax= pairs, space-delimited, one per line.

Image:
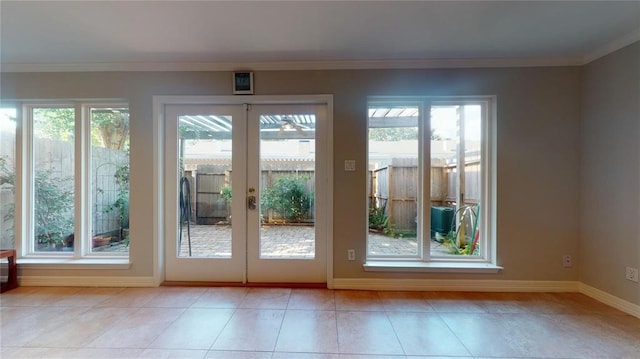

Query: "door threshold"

xmin=161 ymin=281 xmax=327 ymax=289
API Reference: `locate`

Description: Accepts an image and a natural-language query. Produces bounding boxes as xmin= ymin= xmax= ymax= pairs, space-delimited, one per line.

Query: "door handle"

xmin=247 ymin=187 xmax=257 ymax=210
xmin=247 ymin=195 xmax=257 ymax=210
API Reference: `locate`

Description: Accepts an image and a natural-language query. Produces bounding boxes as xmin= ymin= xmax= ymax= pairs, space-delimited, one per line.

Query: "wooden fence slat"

xmin=369 ymin=158 xmax=480 ymax=231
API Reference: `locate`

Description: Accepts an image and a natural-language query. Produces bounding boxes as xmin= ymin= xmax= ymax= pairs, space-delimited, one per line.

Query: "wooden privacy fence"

xmin=192 ymin=163 xmax=315 ymax=224
xmin=0 ymin=136 xmax=128 ymax=247
xmin=368 ymin=157 xmax=480 ymax=231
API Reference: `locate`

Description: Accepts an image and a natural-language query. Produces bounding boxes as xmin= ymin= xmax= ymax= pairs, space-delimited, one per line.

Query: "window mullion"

xmin=17 ymin=104 xmax=30 ymax=256
xmin=456 ymin=106 xmax=466 ymax=225
xmin=74 ymin=103 xmax=89 ymax=256
xmin=483 ymin=99 xmax=495 ymax=261
xmin=25 ymin=105 xmax=37 ymax=255
xmin=421 ymin=99 xmax=431 ymax=261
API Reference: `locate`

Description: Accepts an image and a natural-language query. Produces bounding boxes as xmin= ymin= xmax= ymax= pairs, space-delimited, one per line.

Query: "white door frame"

xmin=152 ymin=95 xmax=334 ymax=287
xmin=246 ymin=103 xmax=328 ymax=283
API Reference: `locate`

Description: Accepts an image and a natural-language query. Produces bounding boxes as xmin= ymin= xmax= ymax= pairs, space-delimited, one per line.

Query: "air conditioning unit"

xmin=431 ymin=206 xmax=454 ymax=241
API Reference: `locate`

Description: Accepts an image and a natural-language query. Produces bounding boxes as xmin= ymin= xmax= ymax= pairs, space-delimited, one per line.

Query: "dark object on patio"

xmin=431 ymin=206 xmax=454 ymax=241
xmin=179 ymin=176 xmax=193 ymax=256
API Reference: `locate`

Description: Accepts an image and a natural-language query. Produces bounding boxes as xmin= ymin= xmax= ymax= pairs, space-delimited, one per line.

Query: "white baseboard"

xmin=332 ymin=278 xmax=580 ymax=292
xmin=579 ymin=283 xmax=640 ymax=319
xmin=19 ymin=275 xmax=160 ymax=287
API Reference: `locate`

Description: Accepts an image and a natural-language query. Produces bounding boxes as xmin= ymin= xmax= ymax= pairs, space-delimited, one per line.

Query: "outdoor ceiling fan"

xmin=279 ymin=116 xmax=309 ymax=136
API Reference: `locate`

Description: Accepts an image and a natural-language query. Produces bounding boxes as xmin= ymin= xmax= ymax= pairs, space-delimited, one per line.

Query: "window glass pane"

xmin=367 ymin=106 xmax=419 ymax=257
xmin=0 ymin=108 xmax=17 ymax=249
xmin=178 ymin=114 xmax=233 ymax=258
xmin=259 ymin=114 xmax=316 ymax=259
xmin=430 ymin=105 xmax=482 ymax=257
xmin=33 ymin=108 xmax=75 ymax=252
xmin=90 ymin=107 xmax=130 ymax=254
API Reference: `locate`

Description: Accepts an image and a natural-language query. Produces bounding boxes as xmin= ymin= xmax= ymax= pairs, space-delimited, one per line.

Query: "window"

xmin=21 ymin=103 xmax=130 ymax=257
xmin=367 ymin=97 xmax=495 ymax=265
xmin=0 ymin=107 xmax=17 ymax=250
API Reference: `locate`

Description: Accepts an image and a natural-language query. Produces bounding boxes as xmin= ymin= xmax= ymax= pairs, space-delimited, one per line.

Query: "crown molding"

xmin=584 ymin=27 xmax=640 ymax=64
xmin=0 ymin=56 xmax=585 ymax=73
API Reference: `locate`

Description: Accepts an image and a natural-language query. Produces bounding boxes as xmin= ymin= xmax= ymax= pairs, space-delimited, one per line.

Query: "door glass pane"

xmin=33 ymin=108 xmax=75 ymax=252
xmin=178 ymin=114 xmax=233 ymax=257
xmin=259 ymin=113 xmax=315 ymax=259
xmin=90 ymin=107 xmax=130 ymax=254
xmin=430 ymin=105 xmax=482 ymax=257
xmin=367 ymin=106 xmax=419 ymax=257
xmin=0 ymin=108 xmax=17 ymax=249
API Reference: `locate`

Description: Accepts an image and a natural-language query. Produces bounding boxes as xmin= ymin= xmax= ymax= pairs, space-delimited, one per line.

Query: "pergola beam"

xmin=368 ymin=116 xmax=418 ymax=128
xmin=180 ymin=130 xmax=315 ymax=140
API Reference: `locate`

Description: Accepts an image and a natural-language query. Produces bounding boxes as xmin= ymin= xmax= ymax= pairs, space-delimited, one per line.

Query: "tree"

xmin=33 ymin=108 xmax=75 ymax=141
xmin=33 ymin=108 xmax=129 ymax=150
xmin=91 ymin=110 xmax=130 ymax=150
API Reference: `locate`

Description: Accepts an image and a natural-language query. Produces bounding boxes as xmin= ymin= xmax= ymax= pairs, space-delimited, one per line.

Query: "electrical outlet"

xmin=344 ymin=160 xmax=356 ymax=172
xmin=347 ymin=249 xmax=356 ymax=261
xmin=625 ymin=267 xmax=639 ymax=283
xmin=562 ymin=255 xmax=572 ymax=268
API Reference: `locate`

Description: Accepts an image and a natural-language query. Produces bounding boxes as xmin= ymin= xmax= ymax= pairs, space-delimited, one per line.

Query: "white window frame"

xmin=15 ymin=101 xmax=130 ymax=266
xmin=364 ymin=96 xmax=500 ymax=273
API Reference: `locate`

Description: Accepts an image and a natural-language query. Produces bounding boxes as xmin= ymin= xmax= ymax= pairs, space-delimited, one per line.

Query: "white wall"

xmin=580 ymin=42 xmax=640 ymax=305
xmin=1 ymin=66 xmax=582 ymax=283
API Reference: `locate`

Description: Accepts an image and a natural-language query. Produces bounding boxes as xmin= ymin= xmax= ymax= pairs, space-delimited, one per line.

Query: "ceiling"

xmin=1 ymin=1 xmax=639 ymax=72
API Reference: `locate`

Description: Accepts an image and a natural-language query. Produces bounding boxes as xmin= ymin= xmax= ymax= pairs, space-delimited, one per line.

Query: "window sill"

xmin=17 ymin=257 xmax=131 ymax=270
xmin=363 ymin=261 xmax=502 ymax=274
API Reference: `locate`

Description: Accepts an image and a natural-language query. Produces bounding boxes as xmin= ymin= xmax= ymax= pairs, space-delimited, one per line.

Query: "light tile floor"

xmin=1 ymin=287 xmax=639 ymax=358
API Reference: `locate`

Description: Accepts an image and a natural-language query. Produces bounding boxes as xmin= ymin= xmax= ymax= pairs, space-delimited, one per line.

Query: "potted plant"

xmin=443 ymin=204 xmax=480 ymax=256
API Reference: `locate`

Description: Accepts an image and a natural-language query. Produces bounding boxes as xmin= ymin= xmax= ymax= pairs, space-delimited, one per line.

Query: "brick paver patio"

xmin=95 ymin=224 xmax=453 ymax=257
xmin=175 ymin=224 xmax=452 ymax=258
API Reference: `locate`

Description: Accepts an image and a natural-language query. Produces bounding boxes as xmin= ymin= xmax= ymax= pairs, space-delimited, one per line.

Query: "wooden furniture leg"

xmin=0 ymin=249 xmax=18 ymax=293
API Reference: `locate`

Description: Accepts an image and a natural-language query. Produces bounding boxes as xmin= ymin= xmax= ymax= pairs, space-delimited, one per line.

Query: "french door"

xmin=164 ymin=102 xmax=328 ymax=283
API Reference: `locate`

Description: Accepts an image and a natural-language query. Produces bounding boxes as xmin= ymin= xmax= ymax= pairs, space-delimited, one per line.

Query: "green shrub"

xmin=368 ymin=201 xmax=388 ymax=231
xmin=261 ymin=175 xmax=313 ymax=222
xmin=1 ymin=157 xmax=75 ymax=249
xmin=34 ymin=170 xmax=74 ymax=247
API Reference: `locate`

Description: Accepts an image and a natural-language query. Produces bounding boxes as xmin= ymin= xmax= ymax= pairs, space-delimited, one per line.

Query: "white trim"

xmin=579 ymin=283 xmax=640 ymax=319
xmin=332 ymin=278 xmax=579 ymax=292
xmin=584 ymin=28 xmax=640 ymax=64
xmin=325 ymin=100 xmax=334 ymax=290
xmin=15 ymin=104 xmax=25 ymax=259
xmin=1 ymin=57 xmax=585 ymax=73
xmin=18 ymin=275 xmax=159 ymax=287
xmin=16 ymin=258 xmax=130 ymax=270
xmin=152 ymin=95 xmax=334 ymax=285
xmin=154 ymin=95 xmax=334 ymax=106
xmin=152 ymin=96 xmax=165 ymax=286
xmin=366 ymin=96 xmax=496 ymax=265
xmin=363 ymin=261 xmax=502 ymax=274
